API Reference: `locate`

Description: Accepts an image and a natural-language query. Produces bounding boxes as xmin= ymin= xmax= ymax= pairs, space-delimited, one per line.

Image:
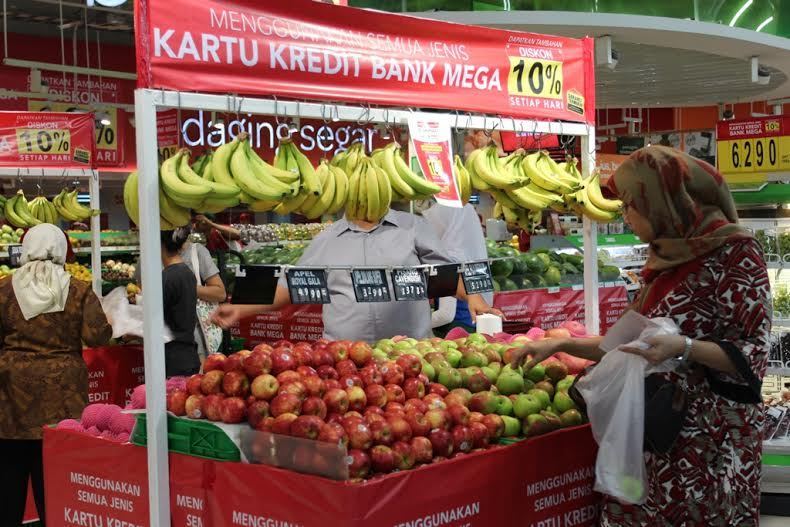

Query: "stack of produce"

xmin=467 ymin=146 xmax=622 ymax=226
xmin=161 ymin=329 xmax=584 ymax=480
xmin=0 ymin=225 xmax=23 ymax=246
xmin=239 ymin=244 xmax=307 ymax=265
xmin=234 ymin=223 xmax=326 ymax=243
xmin=56 ymin=403 xmax=135 ymax=443
xmin=2 ymin=189 xmax=96 ymax=228
xmin=65 ymin=262 xmax=92 ymax=282
xmin=0 ymin=265 xmax=15 ymax=279
xmin=102 ymin=259 xmax=136 ymax=280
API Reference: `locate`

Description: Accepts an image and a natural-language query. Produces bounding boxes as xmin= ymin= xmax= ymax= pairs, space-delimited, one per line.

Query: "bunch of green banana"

xmin=345 ymin=158 xmax=393 ymax=223
xmin=453 ymin=155 xmax=472 ymax=204
xmin=565 ymin=170 xmax=622 ymax=223
xmin=0 ymin=195 xmax=6 ymax=222
xmin=29 ymin=196 xmax=59 ymax=224
xmin=296 ymin=160 xmax=348 ymax=219
xmin=333 ymin=142 xmax=367 ymax=176
xmin=278 ymin=139 xmax=322 ymax=196
xmin=467 ymin=144 xmax=524 ymax=190
xmin=123 ymin=169 xmax=191 ymax=229
xmin=4 ymin=190 xmax=42 ymax=228
xmin=53 ymin=189 xmax=97 ymax=222
xmin=370 ymin=142 xmax=441 ymax=202
xmin=228 ymin=134 xmax=298 ymax=203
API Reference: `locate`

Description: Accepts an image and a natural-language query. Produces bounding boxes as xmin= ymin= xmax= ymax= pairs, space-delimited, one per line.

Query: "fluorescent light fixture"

xmin=729 ymin=0 xmax=753 ymax=27
xmin=756 ymin=16 xmax=774 ymax=32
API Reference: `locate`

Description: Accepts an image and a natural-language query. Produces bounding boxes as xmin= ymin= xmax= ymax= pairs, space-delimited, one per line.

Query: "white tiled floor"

xmin=762 ymin=516 xmax=790 ymax=526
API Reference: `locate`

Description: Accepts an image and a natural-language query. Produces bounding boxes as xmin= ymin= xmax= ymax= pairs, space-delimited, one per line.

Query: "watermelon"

xmin=491 ymin=258 xmax=514 ymax=278
xmin=501 ymin=278 xmax=519 ymax=291
xmin=512 ymin=257 xmax=529 ymax=276
xmin=517 ymin=276 xmax=533 ymax=290
xmin=599 ymin=265 xmax=621 ymax=281
xmin=523 ymin=253 xmax=547 ymax=274
xmin=493 ymin=279 xmax=501 ymax=292
xmin=536 ymin=253 xmax=552 ymax=268
xmin=561 ymin=262 xmax=580 ymax=276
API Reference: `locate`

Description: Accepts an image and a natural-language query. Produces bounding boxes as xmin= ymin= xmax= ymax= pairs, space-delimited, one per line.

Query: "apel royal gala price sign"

xmin=717 ymin=115 xmax=790 ymax=182
xmin=0 ymin=111 xmax=94 ymax=168
xmin=408 ymin=113 xmax=461 ymax=207
xmin=135 ymin=0 xmax=595 ymax=123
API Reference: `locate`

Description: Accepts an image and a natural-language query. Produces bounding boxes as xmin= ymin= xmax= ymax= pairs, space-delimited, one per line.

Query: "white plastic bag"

xmin=575 ymin=314 xmax=680 ymax=504
xmin=101 ymin=287 xmax=173 ymax=343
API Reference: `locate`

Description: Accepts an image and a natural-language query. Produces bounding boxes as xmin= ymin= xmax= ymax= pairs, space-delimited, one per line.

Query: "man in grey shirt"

xmin=212 ymin=209 xmax=502 ymax=342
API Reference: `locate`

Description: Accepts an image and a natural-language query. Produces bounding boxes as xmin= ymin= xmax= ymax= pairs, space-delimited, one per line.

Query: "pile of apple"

xmin=165 ymin=333 xmax=583 ymax=479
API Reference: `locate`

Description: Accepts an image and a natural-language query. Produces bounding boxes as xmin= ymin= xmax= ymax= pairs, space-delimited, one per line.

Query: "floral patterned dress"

xmin=600 ymin=238 xmax=770 ymax=526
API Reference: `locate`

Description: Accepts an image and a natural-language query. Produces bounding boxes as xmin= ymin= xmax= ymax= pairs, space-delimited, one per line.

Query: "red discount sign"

xmin=231 ymin=304 xmax=324 ymax=347
xmin=135 ymin=0 xmax=595 ymax=124
xmin=0 ymin=111 xmax=95 ymax=168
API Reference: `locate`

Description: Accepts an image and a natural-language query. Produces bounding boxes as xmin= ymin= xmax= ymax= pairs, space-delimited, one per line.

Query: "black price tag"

xmin=351 ymin=268 xmax=391 ymax=303
xmin=8 ymin=245 xmax=22 ymax=267
xmin=461 ymin=261 xmax=495 ymax=294
xmin=285 ymin=268 xmax=330 ymax=304
xmin=391 ymin=268 xmax=427 ymax=301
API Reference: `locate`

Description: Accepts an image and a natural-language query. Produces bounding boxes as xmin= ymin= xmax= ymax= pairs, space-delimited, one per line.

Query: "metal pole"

xmin=581 ymin=124 xmax=599 ymax=335
xmin=134 ymin=88 xmax=171 ymax=526
xmin=88 ymin=169 xmax=101 ymax=297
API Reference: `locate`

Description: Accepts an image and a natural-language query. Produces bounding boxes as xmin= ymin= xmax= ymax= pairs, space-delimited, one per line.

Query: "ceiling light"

xmin=756 ymin=16 xmax=774 ymax=32
xmin=729 ymin=0 xmax=753 ymax=27
xmin=96 ymin=111 xmax=111 ymax=126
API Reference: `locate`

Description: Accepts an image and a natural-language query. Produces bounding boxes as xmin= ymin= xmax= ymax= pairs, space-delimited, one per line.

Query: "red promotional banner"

xmin=135 ymin=0 xmax=596 ymax=124
xmin=0 ymin=111 xmax=94 ymax=168
xmin=231 ymin=304 xmax=324 ymax=347
xmin=409 ymin=113 xmax=462 ymax=207
xmin=83 ymin=345 xmax=146 ymax=407
xmin=494 ymin=286 xmax=630 ymax=334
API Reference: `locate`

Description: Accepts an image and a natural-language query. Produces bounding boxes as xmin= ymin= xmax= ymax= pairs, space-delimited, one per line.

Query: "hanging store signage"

xmin=351 ymin=268 xmax=391 ymax=303
xmin=408 ymin=113 xmax=461 ymax=207
xmin=391 ymin=267 xmax=428 ymax=301
xmin=0 ymin=111 xmax=94 ymax=168
xmin=461 ymin=261 xmax=495 ymax=295
xmin=717 ymin=115 xmax=790 ymax=182
xmin=135 ymin=0 xmax=596 ymax=124
xmin=285 ymin=268 xmax=331 ymax=304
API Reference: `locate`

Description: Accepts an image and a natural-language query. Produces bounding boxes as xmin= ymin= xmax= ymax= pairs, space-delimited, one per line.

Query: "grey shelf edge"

xmin=767 ymin=367 xmax=790 ymax=376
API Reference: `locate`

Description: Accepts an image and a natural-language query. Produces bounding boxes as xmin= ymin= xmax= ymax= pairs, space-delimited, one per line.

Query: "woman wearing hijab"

xmin=0 ymin=224 xmax=112 ymax=526
xmin=511 ymin=146 xmax=769 ymax=526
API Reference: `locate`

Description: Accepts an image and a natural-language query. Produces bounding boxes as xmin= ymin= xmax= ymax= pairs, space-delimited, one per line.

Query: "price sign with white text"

xmin=391 ymin=268 xmax=428 ymax=301
xmin=0 ymin=111 xmax=94 ymax=168
xmin=285 ymin=269 xmax=331 ymax=305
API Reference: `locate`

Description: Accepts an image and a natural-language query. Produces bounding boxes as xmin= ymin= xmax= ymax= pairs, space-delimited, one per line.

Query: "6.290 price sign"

xmin=717 ymin=116 xmax=790 ymax=176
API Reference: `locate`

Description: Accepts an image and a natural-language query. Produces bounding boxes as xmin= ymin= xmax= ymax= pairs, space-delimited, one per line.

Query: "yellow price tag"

xmin=158 ymin=144 xmax=179 ymax=160
xmin=15 ymin=128 xmax=71 ymax=155
xmin=720 ymin=137 xmax=780 ymax=173
xmin=95 ymin=108 xmax=118 ymax=150
xmin=507 ymin=57 xmax=563 ymax=100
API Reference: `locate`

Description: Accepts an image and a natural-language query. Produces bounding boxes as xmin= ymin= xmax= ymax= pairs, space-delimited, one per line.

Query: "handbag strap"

xmin=704 ymin=340 xmax=762 ymax=404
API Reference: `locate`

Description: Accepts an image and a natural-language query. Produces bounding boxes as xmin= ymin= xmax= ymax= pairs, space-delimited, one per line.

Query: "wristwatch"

xmin=680 ymin=336 xmax=693 ymax=365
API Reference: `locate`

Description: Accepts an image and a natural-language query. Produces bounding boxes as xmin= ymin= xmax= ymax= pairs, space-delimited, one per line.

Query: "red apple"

xmin=370 ymin=445 xmax=398 ymax=473
xmin=359 ymin=364 xmax=383 ymax=387
xmin=346 ymin=386 xmax=367 ymax=412
xmin=167 ymin=390 xmax=188 ymax=416
xmin=301 ymin=396 xmax=328 ymax=419
xmin=222 ymin=371 xmax=250 ymax=398
xmin=392 ymin=441 xmax=415 ymax=470
xmin=252 ymin=343 xmax=274 ymax=355
xmin=343 ymin=411 xmax=364 ymax=425
xmin=278 ymin=381 xmax=308 ymax=401
xmin=403 ymin=378 xmax=426 ymax=400
xmin=345 ymin=420 xmax=373 ymax=450
xmin=387 ymin=416 xmax=413 ymax=442
xmin=340 ymin=375 xmax=363 ymax=389
xmin=272 ymin=413 xmax=298 ymax=435
xmin=428 ymin=383 xmax=449 ymax=397
xmin=423 ymin=394 xmax=447 ymax=410
xmin=312 ymin=349 xmax=335 ymax=369
xmin=364 ymin=384 xmax=388 ymax=408
xmin=296 ymin=365 xmax=317 ymax=378
xmin=336 ymin=359 xmax=358 ymax=378
xmin=323 ymin=388 xmax=349 ymax=415
xmin=410 ymin=436 xmax=433 ymax=464
xmin=274 ymin=340 xmax=293 ymax=349
xmin=364 ymin=405 xmax=385 ymax=418
xmin=396 ymin=354 xmax=422 ymax=378
xmin=482 ymin=414 xmax=505 ymax=439
xmin=247 ymin=400 xmax=270 ymax=428
xmin=318 ymin=422 xmax=348 ymax=448
xmin=202 ymin=394 xmax=224 ymax=421
xmin=243 ymin=351 xmax=272 ymax=378
xmin=270 ymin=393 xmax=302 ymax=417
xmin=425 ymin=409 xmax=451 ymax=431
xmin=380 ymin=362 xmax=405 ymax=385
xmin=255 ymin=416 xmax=275 ymax=433
xmin=443 ymin=393 xmax=467 ymax=408
xmin=203 ymin=353 xmax=227 ymax=372
xmin=369 ymin=419 xmax=394 ymax=445
xmin=185 ymin=394 xmax=204 ymax=419
xmin=429 ymin=428 xmax=454 ymax=457
xmin=292 ymin=348 xmax=312 ymax=368
xmin=451 ymin=425 xmax=473 ymax=453
xmin=290 ymin=415 xmax=324 ymax=440
xmin=469 ymin=392 xmax=499 ymax=415
xmin=326 ymin=413 xmax=343 ymax=425
xmin=327 ymin=341 xmax=350 ymax=362
xmin=251 ymin=374 xmax=279 ymax=401
xmin=404 ymin=398 xmax=428 ymax=414
xmin=222 ymin=353 xmax=245 ymax=373
xmin=385 ymin=402 xmax=405 ymax=415
xmin=200 ymin=370 xmax=225 ymax=395
xmin=385 ymin=384 xmax=406 ymax=404
xmin=220 ymin=397 xmax=246 ymax=424
xmin=271 ymin=350 xmax=297 ymax=375
xmin=469 ymin=422 xmax=490 ymax=449
xmin=365 ymin=412 xmax=386 ymax=425
xmin=447 ymin=404 xmax=471 ymax=427
xmin=276 ymin=370 xmax=301 ymax=386
xmin=302 ymin=375 xmax=326 ymax=398
xmin=346 ymin=449 xmax=371 ymax=479
xmin=316 ymin=365 xmax=339 ymax=380
xmin=186 ymin=374 xmax=203 ymax=396
xmin=349 ymin=341 xmax=373 ymax=367
xmin=324 ymin=379 xmax=342 ymax=391
xmin=468 ymin=412 xmax=485 ymax=424
xmin=416 ymin=373 xmax=430 ymax=386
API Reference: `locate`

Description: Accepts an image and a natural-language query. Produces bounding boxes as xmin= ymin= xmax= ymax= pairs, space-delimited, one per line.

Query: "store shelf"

xmin=610 ymin=259 xmax=647 ymax=268
xmin=767 ymin=367 xmax=790 ymax=376
xmin=565 ymin=234 xmax=647 ymax=248
xmin=0 ymin=245 xmax=21 ymax=258
xmin=74 ymin=246 xmax=140 ymax=255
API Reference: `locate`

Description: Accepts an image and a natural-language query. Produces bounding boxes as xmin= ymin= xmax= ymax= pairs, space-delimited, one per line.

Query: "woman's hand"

xmin=510 ymin=338 xmax=564 ymax=370
xmin=620 ymin=334 xmax=684 ymax=365
xmin=211 ymin=304 xmax=243 ymax=329
xmin=466 ymin=294 xmax=506 ymax=323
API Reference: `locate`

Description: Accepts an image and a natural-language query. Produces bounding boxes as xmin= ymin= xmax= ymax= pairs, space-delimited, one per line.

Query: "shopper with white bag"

xmin=510 ymin=146 xmax=770 ymax=526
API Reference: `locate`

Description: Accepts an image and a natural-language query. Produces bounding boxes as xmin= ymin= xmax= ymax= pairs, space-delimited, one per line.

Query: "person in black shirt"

xmin=161 ymin=229 xmax=200 ymax=377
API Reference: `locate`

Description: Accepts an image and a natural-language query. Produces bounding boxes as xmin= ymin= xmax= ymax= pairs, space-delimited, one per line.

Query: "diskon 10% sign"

xmin=0 ymin=111 xmax=93 ymax=167
xmin=717 ymin=116 xmax=790 ymax=178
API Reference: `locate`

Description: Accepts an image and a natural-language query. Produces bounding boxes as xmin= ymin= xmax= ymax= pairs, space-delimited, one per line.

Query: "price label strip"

xmin=351 ymin=268 xmax=391 ymax=303
xmin=461 ymin=261 xmax=495 ymax=295
xmin=7 ymin=245 xmax=22 ymax=267
xmin=285 ymin=268 xmax=331 ymax=305
xmin=391 ymin=267 xmax=428 ymax=301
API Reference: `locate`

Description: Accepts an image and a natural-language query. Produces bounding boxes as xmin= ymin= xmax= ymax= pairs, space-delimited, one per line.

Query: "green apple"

xmin=445 ymin=349 xmax=462 ymax=368
xmin=501 ymin=415 xmax=521 ymax=437
xmin=556 ymin=375 xmax=575 ymax=393
xmin=467 ymin=333 xmax=488 ymax=346
xmin=553 ymin=392 xmax=577 ymax=414
xmin=523 ymin=379 xmax=535 ymax=391
xmin=481 ymin=366 xmax=499 ymax=383
xmin=487 ymin=362 xmax=502 ymax=377
xmin=395 ymin=340 xmax=414 ymax=351
xmin=496 ymin=369 xmax=525 ymax=396
xmin=376 ymin=338 xmax=395 ymax=352
xmin=560 ymin=409 xmax=583 ymax=427
xmin=460 ymin=351 xmax=487 ymax=368
xmin=513 ymin=394 xmax=542 ymax=419
xmin=526 ymin=364 xmax=546 ymax=383
xmin=421 ymin=360 xmax=436 ymax=381
xmin=372 ymin=349 xmax=388 ymax=362
xmin=495 ymin=395 xmax=513 ymax=416
xmin=523 ymin=413 xmax=550 ymax=436
xmin=437 ymin=367 xmax=462 ymax=390
xmin=528 ymin=389 xmax=550 ymax=409
xmin=535 ymin=380 xmax=555 ymax=400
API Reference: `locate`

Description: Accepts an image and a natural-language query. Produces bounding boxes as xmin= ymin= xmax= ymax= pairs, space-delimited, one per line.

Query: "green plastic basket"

xmin=498 ymin=436 xmax=526 ymax=445
xmin=132 ymin=414 xmax=240 ymax=462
